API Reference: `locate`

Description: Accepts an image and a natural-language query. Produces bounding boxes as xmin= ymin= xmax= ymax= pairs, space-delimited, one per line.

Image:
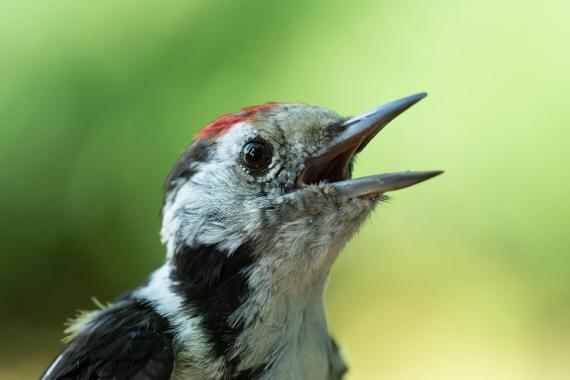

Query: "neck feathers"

xmin=170 ymin=243 xmax=256 ymax=367
xmin=138 ymin=239 xmax=337 ymax=379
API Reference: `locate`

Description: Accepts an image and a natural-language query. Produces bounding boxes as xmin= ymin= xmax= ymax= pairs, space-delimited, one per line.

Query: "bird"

xmin=41 ymin=93 xmax=442 ymax=380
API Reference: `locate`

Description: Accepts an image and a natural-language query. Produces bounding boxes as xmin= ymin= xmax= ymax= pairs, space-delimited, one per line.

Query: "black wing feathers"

xmin=42 ymin=300 xmax=174 ymax=380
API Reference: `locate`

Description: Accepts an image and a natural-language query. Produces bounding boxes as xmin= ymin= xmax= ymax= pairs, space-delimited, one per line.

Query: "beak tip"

xmin=407 ymin=170 xmax=444 ymax=186
xmin=401 ymin=92 xmax=428 ymax=108
xmin=375 ymin=92 xmax=429 ymax=123
xmin=398 ymin=169 xmax=444 ymax=186
xmin=424 ymin=169 xmax=444 ymax=178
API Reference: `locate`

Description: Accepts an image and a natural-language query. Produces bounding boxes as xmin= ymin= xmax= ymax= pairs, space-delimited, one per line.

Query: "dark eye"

xmin=240 ymin=139 xmax=272 ymax=173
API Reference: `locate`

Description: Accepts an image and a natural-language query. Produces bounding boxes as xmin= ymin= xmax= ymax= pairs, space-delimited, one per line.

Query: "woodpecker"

xmin=42 ymin=93 xmax=442 ymax=380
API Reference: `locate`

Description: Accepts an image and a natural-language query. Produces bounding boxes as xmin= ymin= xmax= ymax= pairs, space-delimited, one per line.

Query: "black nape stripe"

xmin=170 ymin=242 xmax=257 ymax=375
xmin=163 ymin=137 xmax=211 ymax=207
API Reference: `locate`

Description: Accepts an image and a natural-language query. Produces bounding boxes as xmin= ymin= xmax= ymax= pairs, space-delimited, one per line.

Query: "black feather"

xmin=41 ymin=300 xmax=173 ymax=380
xmin=170 ymin=242 xmax=262 ymax=377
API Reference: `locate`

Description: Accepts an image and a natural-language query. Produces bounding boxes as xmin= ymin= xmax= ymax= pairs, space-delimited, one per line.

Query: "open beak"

xmin=298 ymin=93 xmax=443 ymax=199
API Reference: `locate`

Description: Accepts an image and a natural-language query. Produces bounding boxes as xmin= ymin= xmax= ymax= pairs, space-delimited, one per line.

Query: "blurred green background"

xmin=1 ymin=0 xmax=569 ymax=378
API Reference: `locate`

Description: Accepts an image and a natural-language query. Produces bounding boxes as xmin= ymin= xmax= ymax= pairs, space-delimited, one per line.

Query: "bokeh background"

xmin=1 ymin=0 xmax=569 ymax=378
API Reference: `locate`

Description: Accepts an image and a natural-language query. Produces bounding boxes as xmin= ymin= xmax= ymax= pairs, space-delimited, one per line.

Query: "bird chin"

xmin=278 ymin=184 xmax=377 ymax=278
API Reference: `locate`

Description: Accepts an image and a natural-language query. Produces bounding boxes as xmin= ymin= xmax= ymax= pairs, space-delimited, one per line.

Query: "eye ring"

xmin=239 ymin=138 xmax=273 ymax=175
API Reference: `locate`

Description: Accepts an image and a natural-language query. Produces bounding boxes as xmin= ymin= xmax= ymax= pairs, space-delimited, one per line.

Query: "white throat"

xmin=230 ymin=270 xmax=332 ymax=379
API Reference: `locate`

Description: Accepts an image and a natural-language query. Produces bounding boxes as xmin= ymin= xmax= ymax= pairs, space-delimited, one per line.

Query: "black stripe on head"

xmin=170 ymin=242 xmax=259 ymax=376
xmin=162 ymin=137 xmax=211 ymax=209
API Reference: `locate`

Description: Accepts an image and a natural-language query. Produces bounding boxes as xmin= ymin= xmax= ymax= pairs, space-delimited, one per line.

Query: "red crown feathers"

xmin=195 ymin=102 xmax=280 ymax=141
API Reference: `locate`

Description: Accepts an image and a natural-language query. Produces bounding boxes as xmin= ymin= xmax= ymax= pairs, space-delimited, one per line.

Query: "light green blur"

xmin=1 ymin=0 xmax=569 ymax=378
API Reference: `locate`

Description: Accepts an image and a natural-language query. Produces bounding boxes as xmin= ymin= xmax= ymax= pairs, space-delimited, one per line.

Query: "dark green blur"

xmin=1 ymin=0 xmax=569 ymax=378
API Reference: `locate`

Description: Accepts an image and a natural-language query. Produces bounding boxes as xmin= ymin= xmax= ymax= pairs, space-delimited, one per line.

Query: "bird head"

xmin=161 ymin=93 xmax=442 ymax=289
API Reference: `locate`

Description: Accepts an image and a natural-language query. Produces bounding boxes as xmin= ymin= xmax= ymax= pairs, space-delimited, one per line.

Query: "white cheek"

xmin=161 ymin=162 xmax=266 ymax=252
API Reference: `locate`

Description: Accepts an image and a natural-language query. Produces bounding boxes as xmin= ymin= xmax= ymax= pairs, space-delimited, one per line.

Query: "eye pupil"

xmin=245 ymin=144 xmax=263 ymax=161
xmin=241 ymin=139 xmax=272 ymax=173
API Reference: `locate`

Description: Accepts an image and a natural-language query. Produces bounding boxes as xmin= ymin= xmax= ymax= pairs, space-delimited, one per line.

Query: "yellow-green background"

xmin=1 ymin=0 xmax=569 ymax=379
